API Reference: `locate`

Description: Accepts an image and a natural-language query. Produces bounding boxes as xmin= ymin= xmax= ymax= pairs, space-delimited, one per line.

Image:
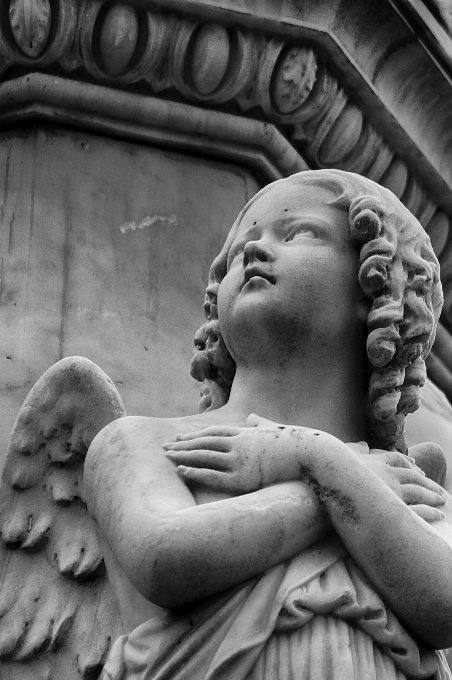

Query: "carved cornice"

xmin=0 ymin=72 xmax=308 ymax=181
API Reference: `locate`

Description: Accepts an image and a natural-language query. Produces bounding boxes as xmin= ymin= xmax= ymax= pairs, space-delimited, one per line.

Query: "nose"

xmin=243 ymin=239 xmax=275 ymax=267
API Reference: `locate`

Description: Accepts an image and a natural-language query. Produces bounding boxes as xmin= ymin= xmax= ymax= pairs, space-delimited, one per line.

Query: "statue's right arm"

xmin=84 ymin=416 xmax=329 ymax=609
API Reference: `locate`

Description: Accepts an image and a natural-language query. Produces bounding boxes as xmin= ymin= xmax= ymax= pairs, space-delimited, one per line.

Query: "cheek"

xmin=217 ymin=274 xmax=235 ymax=319
xmin=216 ymin=273 xmax=239 ymax=346
xmin=322 ymin=249 xmax=360 ymax=299
xmin=300 ymin=256 xmax=361 ymax=323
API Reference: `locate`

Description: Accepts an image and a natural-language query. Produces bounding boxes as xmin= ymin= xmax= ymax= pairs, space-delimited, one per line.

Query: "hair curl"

xmin=190 ymin=170 xmax=443 ymax=452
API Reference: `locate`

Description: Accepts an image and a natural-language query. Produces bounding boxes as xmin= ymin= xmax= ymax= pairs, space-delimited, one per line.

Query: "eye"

xmin=284 ymin=228 xmax=317 ymax=242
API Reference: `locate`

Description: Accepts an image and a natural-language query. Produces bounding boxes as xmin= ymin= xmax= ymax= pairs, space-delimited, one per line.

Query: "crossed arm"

xmin=85 ymin=414 xmax=452 ymax=649
xmin=85 ymin=417 xmax=330 ymax=609
xmin=166 ymin=414 xmax=452 ymax=648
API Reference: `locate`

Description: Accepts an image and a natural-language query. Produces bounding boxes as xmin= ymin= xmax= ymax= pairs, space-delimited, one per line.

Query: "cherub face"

xmin=217 ymin=182 xmax=366 ymax=361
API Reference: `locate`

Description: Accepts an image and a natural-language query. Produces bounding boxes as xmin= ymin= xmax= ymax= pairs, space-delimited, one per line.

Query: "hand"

xmin=164 ymin=414 xmax=303 ymax=493
xmin=354 ymin=448 xmax=445 ymax=523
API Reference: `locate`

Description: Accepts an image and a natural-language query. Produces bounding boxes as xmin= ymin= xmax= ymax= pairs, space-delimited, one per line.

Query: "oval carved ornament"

xmin=9 ymin=0 xmax=51 ymax=57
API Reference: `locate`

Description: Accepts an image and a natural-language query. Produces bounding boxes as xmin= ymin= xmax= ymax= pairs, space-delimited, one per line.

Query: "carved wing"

xmin=0 ymin=356 xmax=125 ymax=679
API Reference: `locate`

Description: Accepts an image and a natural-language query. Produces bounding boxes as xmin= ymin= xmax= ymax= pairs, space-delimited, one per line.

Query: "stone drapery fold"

xmin=101 ymin=536 xmax=451 ymax=680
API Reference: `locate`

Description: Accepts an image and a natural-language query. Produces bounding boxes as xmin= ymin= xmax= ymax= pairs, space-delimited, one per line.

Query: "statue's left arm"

xmin=296 ymin=438 xmax=452 ymax=650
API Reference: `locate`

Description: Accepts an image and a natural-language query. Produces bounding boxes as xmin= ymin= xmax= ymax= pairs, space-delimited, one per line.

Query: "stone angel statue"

xmin=1 ymin=169 xmax=452 ymax=680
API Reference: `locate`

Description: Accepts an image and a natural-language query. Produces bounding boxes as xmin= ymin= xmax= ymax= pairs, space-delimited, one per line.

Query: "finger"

xmin=401 ymin=485 xmax=445 ymax=507
xmin=167 ymin=449 xmax=231 ymax=471
xmin=385 ymin=452 xmax=415 ymax=469
xmin=397 ymin=469 xmax=442 ymax=493
xmin=163 ymin=436 xmax=231 ymax=452
xmin=173 ymin=426 xmax=244 ymax=441
xmin=176 ymin=466 xmax=232 ymax=490
xmin=410 ymin=505 xmax=445 ymax=523
xmin=398 ymin=462 xmax=426 ymax=476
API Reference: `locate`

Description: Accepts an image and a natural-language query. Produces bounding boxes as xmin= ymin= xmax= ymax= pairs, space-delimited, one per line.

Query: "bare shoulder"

xmin=88 ymin=411 xmax=224 ymax=460
xmin=84 ymin=408 xmax=245 ymax=517
xmin=84 ymin=416 xmax=197 ymax=531
xmin=88 ymin=406 xmax=244 ymax=458
xmin=86 ymin=415 xmax=189 ymax=479
xmin=89 ymin=415 xmax=181 ymax=451
xmin=84 ymin=412 xmax=226 ymax=508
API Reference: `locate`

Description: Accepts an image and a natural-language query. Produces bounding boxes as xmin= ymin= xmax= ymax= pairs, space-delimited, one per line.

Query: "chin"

xmin=223 ymin=303 xmax=312 ymax=361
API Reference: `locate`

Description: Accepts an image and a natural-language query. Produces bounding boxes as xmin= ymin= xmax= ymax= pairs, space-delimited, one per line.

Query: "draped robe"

xmin=101 ymin=536 xmax=451 ymax=680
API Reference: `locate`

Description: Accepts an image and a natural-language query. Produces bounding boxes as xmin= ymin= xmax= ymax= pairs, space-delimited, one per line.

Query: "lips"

xmin=241 ymin=266 xmax=276 ymax=289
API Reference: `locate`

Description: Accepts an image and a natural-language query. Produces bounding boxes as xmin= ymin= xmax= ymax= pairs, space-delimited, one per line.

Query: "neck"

xmin=222 ymin=349 xmax=368 ymax=443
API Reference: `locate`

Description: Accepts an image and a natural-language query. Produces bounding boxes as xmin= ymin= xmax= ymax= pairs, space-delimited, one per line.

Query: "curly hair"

xmin=190 ymin=170 xmax=443 ymax=452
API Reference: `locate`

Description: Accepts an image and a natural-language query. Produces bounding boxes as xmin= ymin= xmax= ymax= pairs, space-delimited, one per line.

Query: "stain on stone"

xmin=119 ymin=214 xmax=178 ymax=234
xmin=304 ymin=471 xmax=361 ymax=528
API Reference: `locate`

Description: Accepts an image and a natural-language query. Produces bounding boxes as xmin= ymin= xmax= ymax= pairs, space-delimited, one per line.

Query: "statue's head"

xmin=191 ymin=169 xmax=443 ymax=452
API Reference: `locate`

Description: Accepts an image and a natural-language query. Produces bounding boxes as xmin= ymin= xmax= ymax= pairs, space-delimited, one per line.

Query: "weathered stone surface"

xmin=98 ymin=3 xmax=138 ymax=76
xmin=190 ymin=23 xmax=230 ymax=95
xmin=0 ymin=124 xmax=260 ymax=459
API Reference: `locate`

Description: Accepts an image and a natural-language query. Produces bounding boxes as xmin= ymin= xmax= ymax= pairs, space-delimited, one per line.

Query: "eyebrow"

xmin=275 ymin=213 xmax=333 ymax=236
xmin=232 ymin=224 xmax=261 ymax=243
xmin=235 ymin=213 xmax=332 ymax=239
xmin=228 ymin=212 xmax=335 ymax=264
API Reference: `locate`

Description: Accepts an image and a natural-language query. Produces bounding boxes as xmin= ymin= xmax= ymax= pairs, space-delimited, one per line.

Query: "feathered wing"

xmin=0 ymin=357 xmax=126 ymax=679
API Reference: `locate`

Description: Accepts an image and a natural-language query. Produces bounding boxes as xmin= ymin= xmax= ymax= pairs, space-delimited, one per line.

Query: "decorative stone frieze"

xmin=9 ymin=0 xmax=51 ymax=57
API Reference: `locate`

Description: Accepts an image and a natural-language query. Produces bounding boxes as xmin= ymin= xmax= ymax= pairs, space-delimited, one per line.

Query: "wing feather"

xmin=0 ymin=357 xmax=125 ymax=678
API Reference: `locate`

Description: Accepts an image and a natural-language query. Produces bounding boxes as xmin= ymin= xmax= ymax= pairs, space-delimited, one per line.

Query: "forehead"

xmin=234 ymin=182 xmax=350 ymax=238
